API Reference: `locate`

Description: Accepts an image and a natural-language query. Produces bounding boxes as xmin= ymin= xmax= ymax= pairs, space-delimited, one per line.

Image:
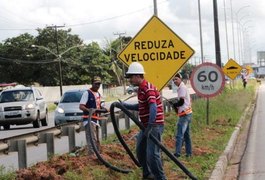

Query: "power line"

xmin=0 ymin=1 xmax=168 ymax=31
xmin=0 ymin=56 xmax=58 ymax=64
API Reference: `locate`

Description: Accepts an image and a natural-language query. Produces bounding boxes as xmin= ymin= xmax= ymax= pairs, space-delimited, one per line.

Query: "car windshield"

xmin=60 ymin=91 xmax=84 ymax=103
xmin=0 ymin=90 xmax=34 ymax=103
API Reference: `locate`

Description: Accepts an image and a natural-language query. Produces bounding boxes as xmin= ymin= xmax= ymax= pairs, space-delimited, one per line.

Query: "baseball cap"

xmin=92 ymin=76 xmax=102 ymax=84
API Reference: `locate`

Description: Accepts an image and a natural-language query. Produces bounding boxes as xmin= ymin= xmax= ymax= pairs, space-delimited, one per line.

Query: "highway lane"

xmin=0 ymin=88 xmax=190 ymax=139
xmin=0 ymin=112 xmax=55 ymax=139
xmin=239 ymin=83 xmax=265 ymax=179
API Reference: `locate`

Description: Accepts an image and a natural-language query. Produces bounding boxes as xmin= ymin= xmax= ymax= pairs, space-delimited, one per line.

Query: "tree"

xmin=79 ymin=42 xmax=111 ymax=84
xmin=34 ymin=28 xmax=84 ymax=86
xmin=0 ymin=33 xmax=36 ymax=85
xmin=103 ymin=36 xmax=132 ymax=86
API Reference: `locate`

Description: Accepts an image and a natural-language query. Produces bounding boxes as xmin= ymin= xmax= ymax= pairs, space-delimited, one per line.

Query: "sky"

xmin=0 ymin=0 xmax=263 ymax=65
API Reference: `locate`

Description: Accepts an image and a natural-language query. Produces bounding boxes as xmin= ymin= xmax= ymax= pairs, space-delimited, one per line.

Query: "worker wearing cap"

xmin=80 ymin=76 xmax=107 ymax=156
xmin=172 ymin=72 xmax=192 ymax=158
xmin=122 ymin=62 xmax=166 ymax=180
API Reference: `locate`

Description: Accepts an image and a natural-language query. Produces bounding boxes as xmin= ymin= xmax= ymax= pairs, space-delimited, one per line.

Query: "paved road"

xmin=239 ymin=82 xmax=265 ymax=179
xmin=0 ymin=88 xmax=190 ymax=139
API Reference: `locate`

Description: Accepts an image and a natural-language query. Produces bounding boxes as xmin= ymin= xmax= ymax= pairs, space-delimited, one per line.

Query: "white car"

xmin=126 ymin=85 xmax=138 ymax=94
xmin=0 ymin=87 xmax=48 ymax=130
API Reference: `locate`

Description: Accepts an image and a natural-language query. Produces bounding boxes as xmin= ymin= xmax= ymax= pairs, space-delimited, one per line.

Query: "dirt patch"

xmin=15 ymin=128 xmax=195 ymax=179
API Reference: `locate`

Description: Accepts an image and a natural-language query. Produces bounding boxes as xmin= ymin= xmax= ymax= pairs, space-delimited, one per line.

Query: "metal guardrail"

xmin=0 ymin=98 xmax=184 ymax=169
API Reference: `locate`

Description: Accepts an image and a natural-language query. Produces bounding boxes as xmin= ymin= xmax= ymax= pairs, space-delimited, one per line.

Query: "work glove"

xmin=169 ymin=100 xmax=179 ymax=113
xmin=144 ymin=125 xmax=153 ymax=138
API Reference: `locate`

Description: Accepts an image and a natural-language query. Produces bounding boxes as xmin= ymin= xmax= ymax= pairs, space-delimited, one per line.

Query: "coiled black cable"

xmin=86 ymin=108 xmax=132 ymax=173
xmin=111 ymin=102 xmax=197 ymax=180
xmin=110 ymin=103 xmax=141 ymax=167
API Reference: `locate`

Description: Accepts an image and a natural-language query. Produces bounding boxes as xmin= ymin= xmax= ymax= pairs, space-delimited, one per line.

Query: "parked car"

xmin=0 ymin=87 xmax=48 ymax=130
xmin=126 ymin=85 xmax=138 ymax=94
xmin=54 ymin=89 xmax=85 ymax=126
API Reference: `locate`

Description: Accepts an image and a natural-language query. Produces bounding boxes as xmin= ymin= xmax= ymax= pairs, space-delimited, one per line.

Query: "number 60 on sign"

xmin=190 ymin=62 xmax=225 ymax=98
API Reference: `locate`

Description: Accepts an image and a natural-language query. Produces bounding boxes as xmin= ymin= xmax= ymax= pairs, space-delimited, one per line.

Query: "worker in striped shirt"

xmin=121 ymin=62 xmax=166 ymax=180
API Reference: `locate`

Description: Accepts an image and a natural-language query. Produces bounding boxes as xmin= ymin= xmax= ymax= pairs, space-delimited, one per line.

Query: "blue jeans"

xmin=175 ymin=113 xmax=192 ymax=157
xmin=136 ymin=125 xmax=166 ymax=180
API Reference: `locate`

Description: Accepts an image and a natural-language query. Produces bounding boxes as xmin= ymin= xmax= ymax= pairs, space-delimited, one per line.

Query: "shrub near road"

xmin=13 ymin=80 xmax=257 ymax=180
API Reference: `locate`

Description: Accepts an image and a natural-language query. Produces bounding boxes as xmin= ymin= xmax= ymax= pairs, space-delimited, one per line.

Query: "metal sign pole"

xmin=206 ymin=97 xmax=209 ymax=125
xmin=153 ymin=0 xmax=158 ymax=16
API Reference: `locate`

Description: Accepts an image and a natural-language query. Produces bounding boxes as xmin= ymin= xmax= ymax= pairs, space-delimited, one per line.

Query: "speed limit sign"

xmin=190 ymin=62 xmax=225 ymax=98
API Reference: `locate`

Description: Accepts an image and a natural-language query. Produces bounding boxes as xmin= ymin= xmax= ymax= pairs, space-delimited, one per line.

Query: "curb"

xmin=209 ymin=88 xmax=258 ymax=180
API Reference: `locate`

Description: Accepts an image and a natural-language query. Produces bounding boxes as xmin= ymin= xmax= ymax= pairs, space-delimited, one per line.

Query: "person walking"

xmin=241 ymin=73 xmax=247 ymax=88
xmin=79 ymin=76 xmax=107 ymax=156
xmin=172 ymin=72 xmax=192 ymax=158
xmin=121 ymin=62 xmax=166 ymax=180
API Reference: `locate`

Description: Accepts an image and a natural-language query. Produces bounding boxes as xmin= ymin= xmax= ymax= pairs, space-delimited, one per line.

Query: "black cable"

xmin=112 ymin=102 xmax=197 ymax=180
xmin=86 ymin=108 xmax=131 ymax=173
xmin=109 ymin=103 xmax=141 ymax=167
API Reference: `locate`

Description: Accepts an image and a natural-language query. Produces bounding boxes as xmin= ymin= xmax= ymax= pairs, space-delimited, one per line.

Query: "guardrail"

xmin=0 ymin=97 xmax=196 ymax=169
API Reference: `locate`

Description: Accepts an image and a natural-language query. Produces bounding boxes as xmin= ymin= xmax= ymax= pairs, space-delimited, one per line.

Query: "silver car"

xmin=54 ymin=89 xmax=85 ymax=126
xmin=0 ymin=87 xmax=48 ymax=130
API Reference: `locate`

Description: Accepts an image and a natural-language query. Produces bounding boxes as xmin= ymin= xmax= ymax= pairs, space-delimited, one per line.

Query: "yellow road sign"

xmin=223 ymin=59 xmax=242 ymax=80
xmin=118 ymin=15 xmax=195 ymax=91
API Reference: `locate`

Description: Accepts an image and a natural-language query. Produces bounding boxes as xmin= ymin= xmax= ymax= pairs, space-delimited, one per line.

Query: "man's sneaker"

xmin=174 ymin=153 xmax=181 ymax=158
xmin=186 ymin=154 xmax=192 ymax=158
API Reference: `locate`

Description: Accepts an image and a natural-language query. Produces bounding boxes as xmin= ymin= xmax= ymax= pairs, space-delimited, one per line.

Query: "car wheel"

xmin=41 ymin=111 xmax=48 ymax=126
xmin=33 ymin=112 xmax=40 ymax=128
xmin=128 ymin=90 xmax=133 ymax=94
xmin=3 ymin=124 xmax=10 ymax=130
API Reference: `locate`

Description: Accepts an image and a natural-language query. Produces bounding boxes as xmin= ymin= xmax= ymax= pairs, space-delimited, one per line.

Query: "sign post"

xmin=118 ymin=15 xmax=194 ymax=91
xmin=190 ymin=62 xmax=225 ymax=124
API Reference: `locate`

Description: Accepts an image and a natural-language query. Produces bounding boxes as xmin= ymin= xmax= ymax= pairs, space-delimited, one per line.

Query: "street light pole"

xmin=223 ymin=0 xmax=230 ymax=60
xmin=114 ymin=32 xmax=126 ymax=95
xmin=230 ymin=0 xmax=236 ymax=60
xmin=32 ymin=44 xmax=83 ymax=96
xmin=197 ymin=0 xmax=204 ymax=64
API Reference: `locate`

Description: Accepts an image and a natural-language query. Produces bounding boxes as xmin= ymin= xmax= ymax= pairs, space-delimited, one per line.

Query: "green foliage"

xmin=0 ymin=28 xmax=126 ymax=86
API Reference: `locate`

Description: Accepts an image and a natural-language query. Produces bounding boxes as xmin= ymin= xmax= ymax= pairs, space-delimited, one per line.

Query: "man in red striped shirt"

xmin=122 ymin=62 xmax=166 ymax=180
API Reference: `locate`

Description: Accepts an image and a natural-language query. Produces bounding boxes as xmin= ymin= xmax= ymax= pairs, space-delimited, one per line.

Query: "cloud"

xmin=0 ymin=0 xmax=264 ymax=65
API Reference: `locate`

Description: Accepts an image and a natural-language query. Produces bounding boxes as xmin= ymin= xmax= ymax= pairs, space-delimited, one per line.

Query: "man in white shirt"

xmin=172 ymin=73 xmax=192 ymax=158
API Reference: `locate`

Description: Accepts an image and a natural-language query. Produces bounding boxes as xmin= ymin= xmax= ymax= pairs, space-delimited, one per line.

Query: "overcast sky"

xmin=0 ymin=0 xmax=263 ymax=65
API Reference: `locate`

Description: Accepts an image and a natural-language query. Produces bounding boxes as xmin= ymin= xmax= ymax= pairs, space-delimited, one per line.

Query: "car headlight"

xmin=56 ymin=107 xmax=64 ymax=113
xmin=26 ymin=103 xmax=35 ymax=110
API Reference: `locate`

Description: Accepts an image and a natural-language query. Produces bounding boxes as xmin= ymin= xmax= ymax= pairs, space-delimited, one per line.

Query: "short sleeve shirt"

xmin=138 ymin=80 xmax=164 ymax=127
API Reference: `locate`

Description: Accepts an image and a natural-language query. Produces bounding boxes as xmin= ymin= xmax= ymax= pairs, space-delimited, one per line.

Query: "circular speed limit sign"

xmin=190 ymin=62 xmax=225 ymax=98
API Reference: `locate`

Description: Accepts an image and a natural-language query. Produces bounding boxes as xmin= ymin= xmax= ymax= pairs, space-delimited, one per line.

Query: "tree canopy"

xmin=0 ymin=28 xmax=193 ymax=87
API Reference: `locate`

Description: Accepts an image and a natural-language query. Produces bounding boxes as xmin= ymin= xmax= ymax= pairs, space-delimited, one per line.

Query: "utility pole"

xmin=153 ymin=0 xmax=158 ymax=16
xmin=197 ymin=0 xmax=204 ymax=64
xmin=114 ymin=32 xmax=127 ymax=95
xmin=47 ymin=25 xmax=65 ymax=96
xmin=213 ymin=0 xmax=222 ymax=67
